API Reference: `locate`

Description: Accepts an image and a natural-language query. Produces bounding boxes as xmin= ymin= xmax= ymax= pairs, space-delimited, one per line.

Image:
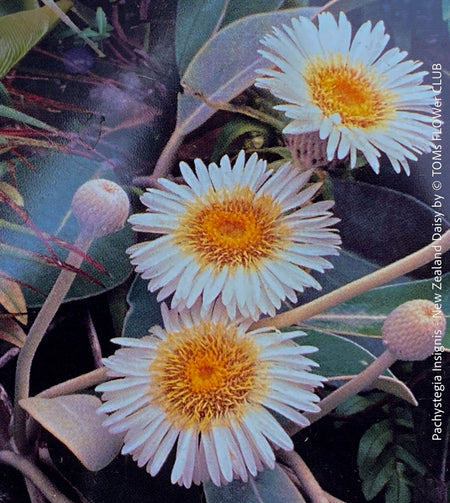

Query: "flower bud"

xmin=382 ymin=299 xmax=446 ymax=361
xmin=72 ymin=179 xmax=129 ymax=237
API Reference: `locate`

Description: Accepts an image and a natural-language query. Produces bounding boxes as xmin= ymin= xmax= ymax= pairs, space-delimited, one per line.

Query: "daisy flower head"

xmin=255 ymin=12 xmax=434 ymax=174
xmin=127 ymin=151 xmax=341 ymax=320
xmin=96 ymin=303 xmax=325 ymax=487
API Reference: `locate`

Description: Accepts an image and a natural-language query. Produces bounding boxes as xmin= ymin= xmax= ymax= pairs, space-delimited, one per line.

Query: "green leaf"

xmin=96 ymin=7 xmax=108 ymax=35
xmin=395 ymin=444 xmax=427 ymax=476
xmin=335 ymin=394 xmax=375 ymax=416
xmin=392 ymin=406 xmax=414 ymax=427
xmin=174 ymin=0 xmax=384 ymax=138
xmin=306 ymin=274 xmax=450 ymax=348
xmin=0 ymin=1 xmax=73 ymax=79
xmin=20 ymin=394 xmax=123 ymax=471
xmin=357 ymin=420 xmax=393 ymax=479
xmin=361 ymin=451 xmax=395 ymax=501
xmin=282 ymin=0 xmax=310 ymax=6
xmin=122 ymin=275 xmax=163 ymax=338
xmin=0 ymin=0 xmax=39 ymax=16
xmin=299 ymin=330 xmax=394 ymax=377
xmin=220 ymin=1 xmax=285 ymax=27
xmin=332 ymin=178 xmax=449 ymax=268
xmin=0 ymin=105 xmax=56 ymax=132
xmin=444 ymin=0 xmax=450 ymax=21
xmin=0 ymin=83 xmax=12 ymax=106
xmin=0 ymin=153 xmax=134 ymax=307
xmin=211 ymin=118 xmax=271 ymax=162
xmin=175 ymin=0 xmax=228 ymax=75
xmin=204 ymin=464 xmax=306 ymax=503
xmin=177 ymin=7 xmax=318 ymax=136
xmin=281 ymin=179 xmax=445 ymax=311
xmin=384 ymin=463 xmax=411 ymax=503
xmin=176 ymin=0 xmax=286 ymax=76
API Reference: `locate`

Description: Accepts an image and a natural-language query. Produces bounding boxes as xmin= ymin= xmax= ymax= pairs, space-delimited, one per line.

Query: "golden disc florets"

xmin=149 ymin=322 xmax=267 ymax=430
xmin=382 ymin=299 xmax=446 ymax=361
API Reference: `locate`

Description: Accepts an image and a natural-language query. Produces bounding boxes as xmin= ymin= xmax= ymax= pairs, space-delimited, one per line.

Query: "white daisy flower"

xmin=96 ymin=303 xmax=324 ymax=487
xmin=255 ymin=12 xmax=434 ymax=174
xmin=127 ymin=151 xmax=341 ymax=320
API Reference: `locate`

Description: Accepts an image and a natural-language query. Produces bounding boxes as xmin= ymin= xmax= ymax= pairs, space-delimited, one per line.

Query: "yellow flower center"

xmin=150 ymin=322 xmax=268 ymax=430
xmin=305 ymin=55 xmax=396 ymax=129
xmin=175 ymin=186 xmax=288 ymax=269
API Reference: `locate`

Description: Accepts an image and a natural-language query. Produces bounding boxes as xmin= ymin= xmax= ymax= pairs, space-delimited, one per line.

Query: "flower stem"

xmin=0 ymin=450 xmax=75 ymax=503
xmin=252 ymin=229 xmax=450 ymax=330
xmin=14 ymin=233 xmax=94 ymax=453
xmin=278 ymin=450 xmax=328 ymax=503
xmin=286 ymin=350 xmax=397 ymax=437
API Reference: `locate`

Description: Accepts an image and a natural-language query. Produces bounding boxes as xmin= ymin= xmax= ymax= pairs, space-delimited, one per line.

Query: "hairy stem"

xmin=0 ymin=450 xmax=75 ymax=503
xmin=14 ymin=233 xmax=93 ymax=453
xmin=252 ymin=229 xmax=450 ymax=330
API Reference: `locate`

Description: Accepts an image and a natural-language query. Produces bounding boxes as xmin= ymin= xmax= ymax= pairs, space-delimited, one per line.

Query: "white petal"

xmin=171 ymin=428 xmax=198 ymax=486
xmin=202 ymin=430 xmax=221 ymax=486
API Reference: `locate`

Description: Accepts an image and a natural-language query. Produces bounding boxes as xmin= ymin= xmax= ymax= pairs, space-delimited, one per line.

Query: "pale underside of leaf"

xmin=328 ymin=375 xmax=418 ymax=406
xmin=177 ymin=7 xmax=319 ymax=136
xmin=19 ymin=394 xmax=124 ymax=471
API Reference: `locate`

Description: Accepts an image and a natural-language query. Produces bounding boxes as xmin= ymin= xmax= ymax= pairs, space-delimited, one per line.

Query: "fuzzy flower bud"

xmin=72 ymin=179 xmax=129 ymax=237
xmin=382 ymin=299 xmax=446 ymax=361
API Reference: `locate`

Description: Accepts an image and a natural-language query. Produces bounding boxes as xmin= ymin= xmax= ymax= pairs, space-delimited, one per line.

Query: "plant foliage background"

xmin=0 ymin=0 xmax=449 ymax=502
